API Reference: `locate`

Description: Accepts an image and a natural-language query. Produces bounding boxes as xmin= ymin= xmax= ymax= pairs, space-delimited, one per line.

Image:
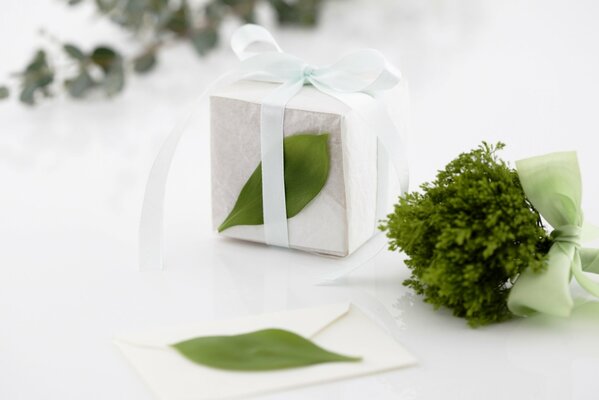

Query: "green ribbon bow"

xmin=507 ymin=151 xmax=599 ymax=317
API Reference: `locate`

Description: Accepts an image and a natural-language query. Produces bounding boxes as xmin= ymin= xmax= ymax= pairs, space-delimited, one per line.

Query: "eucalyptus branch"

xmin=1 ymin=0 xmax=324 ymax=106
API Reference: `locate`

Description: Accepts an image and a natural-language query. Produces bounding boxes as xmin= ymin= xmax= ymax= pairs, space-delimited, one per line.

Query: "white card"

xmin=114 ymin=303 xmax=416 ymax=399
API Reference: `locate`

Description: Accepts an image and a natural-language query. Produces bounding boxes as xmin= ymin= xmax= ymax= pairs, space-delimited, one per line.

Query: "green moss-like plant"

xmin=381 ymin=142 xmax=552 ymax=326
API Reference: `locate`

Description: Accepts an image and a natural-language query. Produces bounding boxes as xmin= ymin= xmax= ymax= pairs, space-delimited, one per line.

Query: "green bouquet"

xmin=381 ymin=142 xmax=599 ymax=326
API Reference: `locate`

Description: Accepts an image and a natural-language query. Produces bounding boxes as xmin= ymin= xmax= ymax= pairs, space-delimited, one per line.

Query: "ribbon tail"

xmin=375 ymin=139 xmax=390 ymax=222
xmin=507 ymin=244 xmax=575 ymax=317
xmin=581 ymin=248 xmax=599 ymax=273
xmin=309 ymin=83 xmax=410 ymax=284
xmin=574 ymin=248 xmax=599 ymax=296
xmin=368 ymin=99 xmax=410 ymax=195
xmin=316 ymin=231 xmax=387 ymax=285
xmin=138 ymin=71 xmax=249 ymax=271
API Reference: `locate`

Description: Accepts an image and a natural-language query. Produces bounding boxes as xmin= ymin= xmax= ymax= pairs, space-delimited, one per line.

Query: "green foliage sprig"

xmin=381 ymin=142 xmax=552 ymax=326
xmin=1 ymin=0 xmax=324 ymax=105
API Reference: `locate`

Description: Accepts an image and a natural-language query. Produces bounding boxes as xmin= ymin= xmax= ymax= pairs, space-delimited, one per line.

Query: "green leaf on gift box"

xmin=171 ymin=328 xmax=361 ymax=371
xmin=218 ymin=133 xmax=330 ymax=232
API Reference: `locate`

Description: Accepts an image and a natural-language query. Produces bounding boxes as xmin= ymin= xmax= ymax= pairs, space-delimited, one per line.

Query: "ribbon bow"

xmin=139 ymin=24 xmax=409 ymax=269
xmin=231 ymin=25 xmax=402 ymax=93
xmin=507 ymin=151 xmax=599 ymax=317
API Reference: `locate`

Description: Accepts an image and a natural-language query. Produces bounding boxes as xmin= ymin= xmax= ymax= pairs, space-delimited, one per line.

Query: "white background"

xmin=2 ymin=0 xmax=599 ymax=399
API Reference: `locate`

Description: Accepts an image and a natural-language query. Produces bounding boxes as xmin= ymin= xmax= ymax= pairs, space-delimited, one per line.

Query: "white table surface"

xmin=2 ymin=0 xmax=599 ymax=399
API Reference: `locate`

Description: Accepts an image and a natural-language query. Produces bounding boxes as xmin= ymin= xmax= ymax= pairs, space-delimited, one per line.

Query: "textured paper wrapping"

xmin=210 ymin=80 xmax=405 ymax=256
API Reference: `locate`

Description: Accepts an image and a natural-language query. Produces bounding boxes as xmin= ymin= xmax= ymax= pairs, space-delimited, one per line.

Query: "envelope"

xmin=114 ymin=303 xmax=417 ymax=400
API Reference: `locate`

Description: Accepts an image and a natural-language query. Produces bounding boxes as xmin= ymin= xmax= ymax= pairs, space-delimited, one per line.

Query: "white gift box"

xmin=210 ymin=80 xmax=408 ymax=257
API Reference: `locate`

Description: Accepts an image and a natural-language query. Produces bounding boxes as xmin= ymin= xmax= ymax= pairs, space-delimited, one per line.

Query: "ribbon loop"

xmin=508 ymin=151 xmax=599 ymax=317
xmin=309 ymin=49 xmax=401 ymax=94
xmin=230 ymin=24 xmax=282 ymax=60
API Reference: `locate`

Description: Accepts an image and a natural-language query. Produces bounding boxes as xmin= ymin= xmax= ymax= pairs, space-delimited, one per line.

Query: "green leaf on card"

xmin=171 ymin=328 xmax=361 ymax=371
xmin=218 ymin=133 xmax=330 ymax=232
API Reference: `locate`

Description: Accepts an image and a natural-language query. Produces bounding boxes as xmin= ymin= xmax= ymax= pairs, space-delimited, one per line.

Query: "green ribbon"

xmin=507 ymin=151 xmax=599 ymax=317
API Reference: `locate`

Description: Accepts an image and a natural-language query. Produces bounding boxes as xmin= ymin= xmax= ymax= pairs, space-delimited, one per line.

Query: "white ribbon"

xmin=139 ymin=24 xmax=409 ymax=270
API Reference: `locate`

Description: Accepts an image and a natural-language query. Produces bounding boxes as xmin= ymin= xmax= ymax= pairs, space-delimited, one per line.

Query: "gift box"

xmin=210 ymin=79 xmax=409 ymax=257
xmin=138 ymin=24 xmax=410 ymax=269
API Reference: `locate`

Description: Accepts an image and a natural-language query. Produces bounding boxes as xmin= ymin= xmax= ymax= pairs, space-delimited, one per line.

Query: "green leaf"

xmin=90 ymin=46 xmax=120 ymax=73
xmin=0 ymin=86 xmax=9 ymax=100
xmin=94 ymin=0 xmax=118 ymax=13
xmin=102 ymin=62 xmax=125 ymax=96
xmin=24 ymin=50 xmax=50 ymax=74
xmin=190 ymin=28 xmax=218 ymax=56
xmin=220 ymin=0 xmax=257 ymax=23
xmin=148 ymin=0 xmax=169 ymax=13
xmin=20 ymin=87 xmax=36 ymax=105
xmin=63 ymin=43 xmax=86 ymax=61
xmin=65 ymin=69 xmax=95 ymax=98
xmin=171 ymin=328 xmax=361 ymax=371
xmin=204 ymin=2 xmax=227 ymax=22
xmin=19 ymin=50 xmax=54 ymax=105
xmin=165 ymin=2 xmax=190 ymax=36
xmin=89 ymin=46 xmax=125 ymax=96
xmin=268 ymin=0 xmax=322 ymax=26
xmin=133 ymin=51 xmax=157 ymax=74
xmin=218 ymin=133 xmax=330 ymax=232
